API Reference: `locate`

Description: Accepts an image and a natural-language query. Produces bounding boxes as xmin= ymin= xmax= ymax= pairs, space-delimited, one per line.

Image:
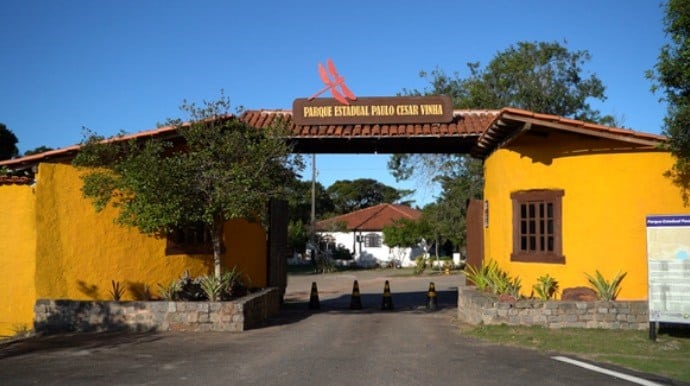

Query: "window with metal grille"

xmin=166 ymin=222 xmax=214 ymax=255
xmin=364 ymin=233 xmax=382 ymax=248
xmin=511 ymin=190 xmax=564 ymax=264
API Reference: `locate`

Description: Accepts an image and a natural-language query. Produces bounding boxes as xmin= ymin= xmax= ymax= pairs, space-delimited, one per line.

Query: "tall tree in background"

xmin=391 ymin=41 xmax=612 ymax=250
xmin=647 ymin=0 xmax=690 ymax=203
xmin=74 ymin=93 xmax=302 ymax=279
xmin=0 ymin=123 xmax=19 ymax=160
xmin=326 ymin=178 xmax=413 ymax=215
xmin=24 ymin=145 xmax=53 ymax=156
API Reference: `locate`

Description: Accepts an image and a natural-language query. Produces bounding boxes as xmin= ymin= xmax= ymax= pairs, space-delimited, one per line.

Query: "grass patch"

xmin=463 ymin=324 xmax=690 ymax=382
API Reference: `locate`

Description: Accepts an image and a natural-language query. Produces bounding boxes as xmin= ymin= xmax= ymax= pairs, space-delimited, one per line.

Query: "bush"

xmin=157 ymin=267 xmax=248 ymax=301
xmin=584 ymin=270 xmax=627 ymax=301
xmin=532 ymin=274 xmax=559 ymax=300
xmin=465 ymin=260 xmax=522 ymax=298
xmin=331 ymin=245 xmax=353 ymax=260
xmin=413 ymin=256 xmax=427 ymax=275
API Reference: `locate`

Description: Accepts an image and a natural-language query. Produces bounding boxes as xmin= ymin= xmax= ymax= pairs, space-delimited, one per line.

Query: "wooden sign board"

xmin=293 ymin=96 xmax=453 ymax=126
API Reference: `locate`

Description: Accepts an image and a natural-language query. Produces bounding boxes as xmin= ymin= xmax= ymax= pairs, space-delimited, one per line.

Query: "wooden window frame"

xmin=165 ymin=222 xmax=214 ymax=255
xmin=510 ymin=189 xmax=564 ymax=264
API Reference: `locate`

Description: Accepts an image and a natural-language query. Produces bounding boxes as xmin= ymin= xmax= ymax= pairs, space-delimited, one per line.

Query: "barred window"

xmin=511 ymin=190 xmax=564 ymax=264
xmin=364 ymin=233 xmax=382 ymax=248
xmin=166 ymin=222 xmax=213 ymax=255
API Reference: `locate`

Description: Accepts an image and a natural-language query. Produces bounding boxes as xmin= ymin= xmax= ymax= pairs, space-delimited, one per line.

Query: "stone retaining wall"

xmin=457 ymin=286 xmax=648 ymax=330
xmin=34 ymin=287 xmax=280 ymax=333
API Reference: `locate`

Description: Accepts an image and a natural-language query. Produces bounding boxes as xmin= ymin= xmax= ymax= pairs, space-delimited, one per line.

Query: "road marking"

xmin=552 ymin=356 xmax=663 ymax=386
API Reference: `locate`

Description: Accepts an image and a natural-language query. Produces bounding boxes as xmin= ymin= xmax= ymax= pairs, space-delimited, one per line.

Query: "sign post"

xmin=646 ymin=215 xmax=690 ymax=340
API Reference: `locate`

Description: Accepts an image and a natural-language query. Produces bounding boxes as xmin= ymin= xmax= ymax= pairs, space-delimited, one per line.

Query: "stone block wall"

xmin=34 ymin=288 xmax=280 ymax=333
xmin=457 ymin=286 xmax=648 ymax=330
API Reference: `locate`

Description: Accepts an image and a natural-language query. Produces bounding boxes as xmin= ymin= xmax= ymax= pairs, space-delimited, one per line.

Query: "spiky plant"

xmin=584 ymin=270 xmax=627 ymax=301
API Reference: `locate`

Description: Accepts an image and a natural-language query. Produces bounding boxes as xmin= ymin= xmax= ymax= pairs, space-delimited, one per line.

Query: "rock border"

xmin=34 ymin=287 xmax=280 ymax=333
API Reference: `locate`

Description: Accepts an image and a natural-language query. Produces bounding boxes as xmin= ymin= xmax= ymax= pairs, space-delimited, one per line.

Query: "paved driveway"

xmin=0 ymin=270 xmax=677 ymax=385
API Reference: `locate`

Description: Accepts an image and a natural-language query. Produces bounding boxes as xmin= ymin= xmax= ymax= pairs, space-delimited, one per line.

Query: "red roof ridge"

xmin=498 ymin=107 xmax=666 ymax=141
xmin=316 ymin=203 xmax=421 ymax=231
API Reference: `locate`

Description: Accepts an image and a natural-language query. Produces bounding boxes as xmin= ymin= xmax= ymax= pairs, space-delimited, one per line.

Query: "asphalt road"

xmin=0 ymin=271 xmax=679 ymax=385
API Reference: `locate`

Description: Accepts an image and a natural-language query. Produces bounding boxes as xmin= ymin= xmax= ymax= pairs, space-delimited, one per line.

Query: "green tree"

xmin=74 ymin=93 xmax=302 ymax=279
xmin=285 ymin=179 xmax=334 ymax=224
xmin=24 ymin=145 xmax=53 ymax=156
xmin=326 ymin=178 xmax=413 ymax=214
xmin=647 ymin=0 xmax=690 ymax=203
xmin=391 ymin=40 xmax=613 ymax=248
xmin=0 ymin=123 xmax=19 ymax=160
xmin=382 ymin=216 xmax=434 ymax=262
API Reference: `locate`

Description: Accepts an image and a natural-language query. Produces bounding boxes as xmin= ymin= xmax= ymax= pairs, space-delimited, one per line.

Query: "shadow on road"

xmin=282 ymin=289 xmax=457 ymax=314
xmin=0 ymin=330 xmax=161 ymax=360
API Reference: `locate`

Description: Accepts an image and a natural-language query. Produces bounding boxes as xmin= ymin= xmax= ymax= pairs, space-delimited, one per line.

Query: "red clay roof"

xmin=472 ymin=108 xmax=667 ymax=158
xmin=316 ymin=203 xmax=422 ymax=232
xmin=240 ymin=109 xmax=498 ymax=138
xmin=0 ymin=107 xmax=667 ymax=168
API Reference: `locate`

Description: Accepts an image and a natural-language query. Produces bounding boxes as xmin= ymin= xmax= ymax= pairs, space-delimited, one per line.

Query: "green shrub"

xmin=413 ymin=255 xmax=427 ymax=275
xmin=199 ymin=275 xmax=224 ymax=301
xmin=584 ymin=270 xmax=627 ymax=301
xmin=532 ymin=274 xmax=559 ymax=300
xmin=465 ymin=260 xmax=522 ymax=298
xmin=157 ymin=280 xmax=182 ymax=300
xmin=331 ymin=245 xmax=353 ymax=260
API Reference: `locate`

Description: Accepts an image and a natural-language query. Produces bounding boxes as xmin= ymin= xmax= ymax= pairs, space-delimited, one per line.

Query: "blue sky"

xmin=1 ymin=1 xmax=668 ymax=207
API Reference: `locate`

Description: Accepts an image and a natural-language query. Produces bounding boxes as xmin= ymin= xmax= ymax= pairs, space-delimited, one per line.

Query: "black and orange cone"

xmin=381 ymin=280 xmax=394 ymax=310
xmin=350 ymin=280 xmax=363 ymax=310
xmin=426 ymin=282 xmax=438 ymax=310
xmin=309 ymin=281 xmax=320 ymax=310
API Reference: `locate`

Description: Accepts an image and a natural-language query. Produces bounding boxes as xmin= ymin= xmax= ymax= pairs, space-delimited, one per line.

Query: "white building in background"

xmin=315 ymin=203 xmax=425 ymax=267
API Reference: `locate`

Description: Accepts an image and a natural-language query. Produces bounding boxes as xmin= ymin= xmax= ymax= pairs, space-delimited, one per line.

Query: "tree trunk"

xmin=212 ymin=220 xmax=225 ymax=279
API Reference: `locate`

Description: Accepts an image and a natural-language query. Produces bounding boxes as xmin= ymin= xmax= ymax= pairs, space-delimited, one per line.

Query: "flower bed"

xmin=34 ymin=287 xmax=280 ymax=333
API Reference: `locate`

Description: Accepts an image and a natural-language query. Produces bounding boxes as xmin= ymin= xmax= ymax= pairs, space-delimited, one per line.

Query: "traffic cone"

xmin=350 ymin=280 xmax=362 ymax=310
xmin=426 ymin=282 xmax=438 ymax=310
xmin=381 ymin=280 xmax=394 ymax=310
xmin=309 ymin=282 xmax=320 ymax=310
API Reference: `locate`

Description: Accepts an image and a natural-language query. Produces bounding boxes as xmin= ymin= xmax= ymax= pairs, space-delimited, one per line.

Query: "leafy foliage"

xmin=413 ymin=255 xmax=427 ymax=275
xmin=158 ymin=267 xmax=247 ymax=301
xmin=157 ymin=280 xmax=182 ymax=300
xmin=73 ymin=92 xmax=303 ymax=278
xmin=532 ymin=274 xmax=559 ymax=300
xmin=198 ymin=275 xmax=225 ymax=301
xmin=465 ymin=260 xmax=522 ymax=298
xmin=325 ymin=178 xmax=413 ymax=215
xmin=647 ymin=0 xmax=690 ymax=203
xmin=0 ymin=123 xmax=19 ymax=160
xmin=584 ymin=270 xmax=627 ymax=301
xmin=391 ymin=40 xmax=615 ymax=252
xmin=23 ymin=145 xmax=53 ymax=156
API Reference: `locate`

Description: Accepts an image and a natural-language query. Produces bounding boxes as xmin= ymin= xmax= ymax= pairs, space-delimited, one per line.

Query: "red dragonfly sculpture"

xmin=309 ymin=59 xmax=357 ymax=105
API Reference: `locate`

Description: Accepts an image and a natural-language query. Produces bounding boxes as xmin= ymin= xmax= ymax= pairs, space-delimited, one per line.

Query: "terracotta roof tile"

xmin=316 ymin=203 xmax=422 ymax=232
xmin=0 ymin=107 xmax=665 ymax=168
xmin=238 ymin=109 xmax=498 ymax=138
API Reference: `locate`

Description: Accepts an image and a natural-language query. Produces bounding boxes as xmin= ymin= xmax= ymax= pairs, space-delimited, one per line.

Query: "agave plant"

xmin=532 ymin=274 xmax=559 ymax=300
xmin=157 ymin=280 xmax=182 ymax=300
xmin=199 ymin=275 xmax=225 ymax=301
xmin=465 ymin=260 xmax=499 ymax=292
xmin=584 ymin=270 xmax=627 ymax=301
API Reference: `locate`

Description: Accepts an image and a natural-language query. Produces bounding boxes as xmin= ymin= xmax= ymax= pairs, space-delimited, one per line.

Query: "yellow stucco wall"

xmin=483 ymin=131 xmax=687 ymax=300
xmin=33 ymin=162 xmax=266 ymax=301
xmin=0 ymin=183 xmax=37 ymax=336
